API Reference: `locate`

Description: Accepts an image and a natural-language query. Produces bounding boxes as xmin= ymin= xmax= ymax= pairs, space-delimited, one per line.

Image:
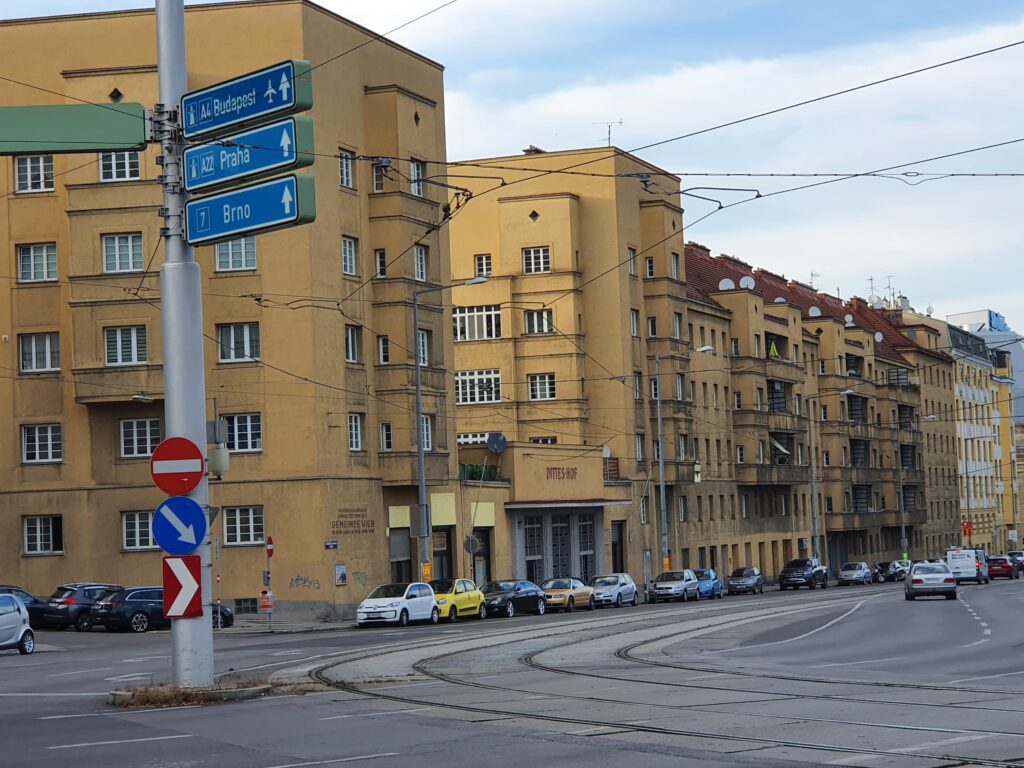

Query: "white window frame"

xmin=19 ymin=332 xmax=60 ymax=373
xmin=639 ymin=495 xmax=649 ymax=524
xmin=457 ymin=432 xmax=488 ymax=445
xmin=527 ymin=372 xmax=556 ymax=401
xmin=99 ymin=151 xmax=140 ymax=182
xmin=22 ymin=424 xmax=62 ymax=464
xmin=819 ymin=358 xmax=826 ymax=375
xmin=475 ymin=254 xmax=492 ymax=277
xmin=635 ymin=433 xmax=645 ymax=461
xmin=122 ymin=511 xmax=157 ymax=550
xmin=453 ymin=305 xmax=501 ymax=341
xmin=456 ymin=369 xmax=501 ymax=404
xmin=678 ymin=496 xmax=687 ymax=522
xmin=105 ymin=326 xmax=147 ymax=366
xmin=372 ymin=162 xmax=387 ymax=192
xmin=630 ymin=309 xmax=639 ymax=337
xmin=522 ymin=246 xmax=551 ymax=274
xmin=223 ymin=506 xmax=264 ymax=546
xmin=102 ymin=233 xmax=143 ymax=273
xmin=225 ymin=413 xmax=262 ymax=453
xmin=671 ymin=252 xmax=680 ymax=280
xmin=524 ymin=309 xmax=553 ymax=335
xmin=375 ymin=248 xmax=387 ymax=277
xmin=416 ymin=329 xmax=430 ymax=367
xmin=17 ymin=243 xmax=57 ymax=282
xmin=215 ymin=237 xmax=256 ymax=271
xmin=342 ymin=236 xmax=358 ymax=276
xmin=120 ymin=418 xmax=161 ymax=458
xmin=345 ymin=325 xmax=361 ymax=363
xmin=378 ymin=335 xmax=390 ymax=364
xmin=627 ymin=247 xmax=637 ymax=276
xmin=650 ymin=376 xmax=660 ymax=400
xmin=645 ymin=256 xmax=655 ymax=278
xmin=380 ymin=422 xmax=393 ymax=452
xmin=736 ymin=445 xmax=745 ymax=464
xmin=410 ymin=159 xmax=425 ymax=196
xmin=633 ymin=372 xmax=642 ymax=400
xmin=24 ymin=515 xmax=62 ymax=554
xmin=647 ymin=317 xmax=657 ymax=337
xmin=338 ymin=150 xmax=354 ymax=188
xmin=15 ymin=155 xmax=53 ymax=193
xmin=413 ymin=244 xmax=427 ymax=281
xmin=348 ymin=413 xmax=363 ymax=452
xmin=420 ymin=414 xmax=433 ymax=451
xmin=675 ymin=373 xmax=684 ymax=400
xmin=217 ymin=322 xmax=260 ymax=363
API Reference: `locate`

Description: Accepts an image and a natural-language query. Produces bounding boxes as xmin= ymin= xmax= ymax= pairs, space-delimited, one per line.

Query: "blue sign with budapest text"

xmin=183 ymin=118 xmax=314 ymax=193
xmin=181 ymin=60 xmax=313 ymax=140
xmin=184 ymin=174 xmax=316 ymax=246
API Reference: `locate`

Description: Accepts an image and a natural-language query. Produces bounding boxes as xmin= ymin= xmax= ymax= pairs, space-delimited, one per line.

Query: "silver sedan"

xmin=904 ymin=562 xmax=957 ymax=600
xmin=837 ymin=562 xmax=873 ymax=585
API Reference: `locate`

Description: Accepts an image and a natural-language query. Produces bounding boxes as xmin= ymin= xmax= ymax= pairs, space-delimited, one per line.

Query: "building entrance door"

xmin=552 ymin=515 xmax=570 ymax=578
xmin=611 ymin=521 xmax=624 ymax=573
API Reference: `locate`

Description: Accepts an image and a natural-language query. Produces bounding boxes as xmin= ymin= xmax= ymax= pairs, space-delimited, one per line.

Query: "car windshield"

xmin=784 ymin=559 xmax=810 ymax=569
xmin=840 ymin=563 xmax=858 ymax=571
xmin=591 ymin=576 xmax=619 ymax=587
xmin=730 ymin=568 xmax=755 ymax=578
xmin=693 ymin=569 xmax=713 ymax=580
xmin=49 ymin=587 xmax=75 ymax=600
xmin=990 ymin=557 xmax=1008 ymax=564
xmin=481 ymin=581 xmax=515 ymax=593
xmin=877 ymin=562 xmax=891 ymax=569
xmin=541 ymin=579 xmax=571 ymax=589
xmin=366 ymin=584 xmax=408 ymax=599
xmin=653 ymin=572 xmax=686 ymax=582
xmin=913 ymin=564 xmax=950 ymax=575
xmin=429 ymin=580 xmax=455 ymax=594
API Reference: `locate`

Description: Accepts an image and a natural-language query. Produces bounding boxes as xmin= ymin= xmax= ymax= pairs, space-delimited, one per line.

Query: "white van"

xmin=946 ymin=548 xmax=990 ymax=584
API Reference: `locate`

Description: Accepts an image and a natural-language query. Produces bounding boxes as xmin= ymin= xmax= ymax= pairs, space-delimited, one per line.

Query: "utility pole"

xmin=807 ymin=397 xmax=822 ymax=565
xmin=156 ymin=0 xmax=215 ymax=687
xmin=655 ymin=357 xmax=669 ymax=572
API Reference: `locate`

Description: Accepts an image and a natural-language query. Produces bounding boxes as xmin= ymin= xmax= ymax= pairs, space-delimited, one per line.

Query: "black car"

xmin=0 ymin=586 xmax=47 ymax=629
xmin=92 ymin=587 xmax=169 ymax=633
xmin=778 ymin=558 xmax=828 ymax=590
xmin=41 ymin=583 xmax=123 ymax=631
xmin=480 ymin=580 xmax=546 ymax=618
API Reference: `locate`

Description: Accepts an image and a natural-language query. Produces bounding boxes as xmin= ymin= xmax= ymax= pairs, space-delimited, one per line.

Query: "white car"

xmin=837 ymin=562 xmax=873 ymax=586
xmin=0 ymin=594 xmax=34 ymax=655
xmin=356 ymin=582 xmax=439 ymax=627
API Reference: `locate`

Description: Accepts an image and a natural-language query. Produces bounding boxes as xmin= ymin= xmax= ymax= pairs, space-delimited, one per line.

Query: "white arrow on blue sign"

xmin=183 ymin=117 xmax=314 ymax=193
xmin=181 ymin=59 xmax=313 ymax=140
xmin=153 ymin=496 xmax=209 ymax=556
xmin=184 ymin=174 xmax=316 ymax=246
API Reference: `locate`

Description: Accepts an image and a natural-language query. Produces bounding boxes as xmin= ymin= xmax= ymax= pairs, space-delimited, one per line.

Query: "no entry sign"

xmin=150 ymin=437 xmax=205 ymax=496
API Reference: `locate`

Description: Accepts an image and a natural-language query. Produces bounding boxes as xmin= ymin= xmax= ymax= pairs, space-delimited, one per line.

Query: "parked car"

xmin=1007 ymin=550 xmax=1024 ymax=574
xmin=212 ymin=603 xmax=234 ymax=628
xmin=946 ymin=548 xmax=990 ymax=584
xmin=694 ymin=568 xmax=723 ymax=599
xmin=987 ymin=556 xmax=1018 ymax=580
xmin=589 ymin=573 xmax=639 ymax=607
xmin=0 ymin=586 xmax=47 ymax=629
xmin=480 ymin=580 xmax=546 ymax=617
xmin=355 ymin=582 xmax=439 ymax=627
xmin=779 ymin=558 xmax=828 ymax=590
xmin=0 ymin=594 xmax=34 ymax=655
xmin=429 ymin=578 xmax=487 ymax=621
xmin=885 ymin=560 xmax=912 ymax=581
xmin=42 ymin=583 xmax=123 ymax=631
xmin=647 ymin=570 xmax=699 ymax=602
xmin=92 ymin=587 xmax=169 ymax=633
xmin=540 ymin=578 xmax=594 ymax=612
xmin=726 ymin=567 xmax=764 ymax=595
xmin=837 ymin=562 xmax=873 ymax=586
xmin=904 ymin=562 xmax=957 ymax=600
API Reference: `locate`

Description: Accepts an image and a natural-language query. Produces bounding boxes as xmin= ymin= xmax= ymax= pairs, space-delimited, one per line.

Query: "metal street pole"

xmin=413 ymin=289 xmax=430 ymax=580
xmin=156 ymin=0 xmax=214 ymax=687
xmin=655 ymin=357 xmax=669 ymax=571
xmin=896 ymin=447 xmax=907 ymax=560
xmin=807 ymin=397 xmax=822 ymax=565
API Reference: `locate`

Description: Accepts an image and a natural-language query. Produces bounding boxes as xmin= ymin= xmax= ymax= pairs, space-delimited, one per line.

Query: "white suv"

xmin=0 ymin=594 xmax=34 ymax=655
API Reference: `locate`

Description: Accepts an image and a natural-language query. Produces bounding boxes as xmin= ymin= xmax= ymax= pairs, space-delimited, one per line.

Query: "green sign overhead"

xmin=0 ymin=102 xmax=147 ymax=155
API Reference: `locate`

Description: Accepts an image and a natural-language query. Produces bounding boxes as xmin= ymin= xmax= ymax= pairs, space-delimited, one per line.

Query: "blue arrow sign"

xmin=183 ymin=117 xmax=314 ymax=193
xmin=181 ymin=59 xmax=313 ymax=140
xmin=184 ymin=174 xmax=316 ymax=246
xmin=153 ymin=497 xmax=208 ymax=556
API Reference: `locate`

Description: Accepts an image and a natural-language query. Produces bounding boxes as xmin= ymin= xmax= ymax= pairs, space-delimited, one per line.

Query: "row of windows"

xmin=346 ymin=414 xmax=433 ymax=453
xmin=338 ymin=154 xmax=426 ymax=197
xmin=450 ymin=307 xmax=555 ymax=341
xmin=14 ymin=152 xmax=138 ymax=193
xmin=17 ymin=415 xmax=263 ymax=464
xmin=453 ymin=370 xmax=555 ymax=404
xmin=15 ymin=235 xmax=257 ymax=283
xmin=467 ymin=247 xmax=684 ymax=280
xmin=342 ymin=237 xmax=427 ymax=281
xmin=23 ymin=507 xmax=263 ymax=555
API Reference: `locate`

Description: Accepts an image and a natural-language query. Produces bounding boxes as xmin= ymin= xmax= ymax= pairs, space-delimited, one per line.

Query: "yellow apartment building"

xmin=0 ymin=0 xmax=467 ymax=618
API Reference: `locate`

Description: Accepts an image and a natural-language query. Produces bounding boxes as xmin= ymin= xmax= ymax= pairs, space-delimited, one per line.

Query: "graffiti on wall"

xmin=289 ymin=574 xmax=321 ymax=590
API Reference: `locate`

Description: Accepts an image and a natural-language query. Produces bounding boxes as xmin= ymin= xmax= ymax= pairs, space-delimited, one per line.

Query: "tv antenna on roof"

xmin=593 ymin=119 xmax=623 ymax=147
xmin=809 ymin=270 xmax=821 ymax=288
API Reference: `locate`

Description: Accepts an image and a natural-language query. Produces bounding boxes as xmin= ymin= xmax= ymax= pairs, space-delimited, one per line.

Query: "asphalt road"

xmin=4 ymin=579 xmax=1024 ymax=767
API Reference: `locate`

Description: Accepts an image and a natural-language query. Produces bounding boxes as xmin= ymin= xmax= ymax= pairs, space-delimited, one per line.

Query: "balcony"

xmin=645 ymin=336 xmax=685 ymax=359
xmin=848 ymin=422 xmax=877 ymax=441
xmin=733 ymin=407 xmax=768 ymax=430
xmin=73 ymin=365 xmax=163 ymax=404
xmin=825 ymin=506 xmax=925 ymax=531
xmin=735 ymin=463 xmax=810 ymax=486
xmin=766 ymin=411 xmax=806 ymax=433
xmin=380 ymin=452 xmax=452 ymax=487
xmin=820 ymin=466 xmax=887 ymax=485
xmin=376 ymin=365 xmax=448 ymax=394
xmin=763 ymin=357 xmax=805 ymax=384
xmin=897 ymin=428 xmax=922 ymax=445
xmin=900 ymin=468 xmax=925 ymax=485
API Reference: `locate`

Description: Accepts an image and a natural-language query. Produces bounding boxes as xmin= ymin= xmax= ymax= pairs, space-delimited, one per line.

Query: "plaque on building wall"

xmin=331 ymin=507 xmax=375 ymax=535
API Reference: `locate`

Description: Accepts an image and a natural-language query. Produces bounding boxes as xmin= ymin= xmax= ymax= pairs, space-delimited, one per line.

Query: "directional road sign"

xmin=184 ymin=174 xmax=315 ymax=246
xmin=163 ymin=556 xmax=203 ymax=619
xmin=181 ymin=59 xmax=313 ymax=140
xmin=151 ymin=437 xmax=205 ymax=496
xmin=0 ymin=103 xmax=148 ymax=155
xmin=183 ymin=117 xmax=314 ymax=193
xmin=153 ymin=496 xmax=208 ymax=556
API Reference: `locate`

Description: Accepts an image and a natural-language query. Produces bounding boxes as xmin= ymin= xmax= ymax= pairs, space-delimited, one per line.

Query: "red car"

xmin=987 ymin=556 xmax=1018 ymax=580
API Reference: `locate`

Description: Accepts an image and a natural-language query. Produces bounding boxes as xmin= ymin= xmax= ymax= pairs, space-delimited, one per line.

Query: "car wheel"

xmin=945 ymin=592 xmax=957 ymax=600
xmin=212 ymin=612 xmax=224 ymax=630
xmin=717 ymin=590 xmax=724 ymax=599
xmin=356 ymin=621 xmax=366 ymax=628
xmin=447 ymin=605 xmax=457 ymax=623
xmin=430 ymin=608 xmax=439 ymax=624
xmin=630 ymin=591 xmax=638 ymax=607
xmin=129 ymin=612 xmax=150 ymax=633
xmin=566 ymin=598 xmax=575 ymax=613
xmin=18 ymin=630 xmax=34 ymax=655
xmin=821 ymin=578 xmax=828 ymax=589
xmin=535 ymin=598 xmax=545 ymax=616
xmin=74 ymin=613 xmax=92 ymax=632
xmin=615 ymin=594 xmax=623 ymax=608
xmin=587 ymin=596 xmax=596 ymax=611
xmin=681 ymin=589 xmax=688 ymax=602
xmin=905 ymin=592 xmax=915 ymax=601
xmin=399 ymin=610 xmax=409 ymax=627
xmin=809 ymin=579 xmax=816 ymax=590
xmin=779 ymin=584 xmax=786 ymax=591
xmin=758 ymin=583 xmax=764 ymax=594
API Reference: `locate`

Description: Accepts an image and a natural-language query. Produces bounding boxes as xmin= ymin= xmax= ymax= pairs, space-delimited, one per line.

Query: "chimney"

xmin=522 ymin=145 xmax=546 ymax=155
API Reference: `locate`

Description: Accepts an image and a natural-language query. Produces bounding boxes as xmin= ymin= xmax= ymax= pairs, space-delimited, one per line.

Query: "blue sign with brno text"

xmin=182 ymin=117 xmax=314 ymax=193
xmin=181 ymin=59 xmax=313 ymax=140
xmin=153 ymin=496 xmax=208 ymax=556
xmin=184 ymin=174 xmax=316 ymax=246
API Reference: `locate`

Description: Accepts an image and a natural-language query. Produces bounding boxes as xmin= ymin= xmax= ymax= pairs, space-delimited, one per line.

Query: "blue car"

xmin=694 ymin=568 xmax=723 ymax=599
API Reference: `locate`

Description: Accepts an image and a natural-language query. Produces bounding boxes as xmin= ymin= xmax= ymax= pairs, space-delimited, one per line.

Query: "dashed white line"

xmin=318 ymin=707 xmax=435 ymax=721
xmin=948 ymin=669 xmax=1024 ymax=684
xmin=828 ymin=733 xmax=992 ymax=764
xmin=46 ymin=667 xmax=113 ymax=678
xmin=811 ymin=657 xmax=904 ymax=669
xmin=961 ymin=639 xmax=990 ymax=648
xmin=262 ymin=754 xmax=400 ymax=768
xmin=984 ymin=629 xmax=992 ymax=635
xmin=48 ymin=734 xmax=192 ymax=750
xmin=710 ymin=600 xmax=867 ymax=654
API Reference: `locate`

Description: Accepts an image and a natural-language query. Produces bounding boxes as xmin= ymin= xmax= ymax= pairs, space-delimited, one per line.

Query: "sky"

xmin=13 ymin=0 xmax=1024 ymax=330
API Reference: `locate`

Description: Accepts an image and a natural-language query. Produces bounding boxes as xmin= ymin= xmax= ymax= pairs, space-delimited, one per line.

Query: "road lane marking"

xmin=270 ymin=650 xmax=305 ymax=656
xmin=948 ymin=669 xmax=1024 ymax=684
xmin=319 ymin=707 xmax=435 ymax=721
xmin=828 ymin=733 xmax=992 ymax=764
xmin=979 ymin=621 xmax=988 ymax=627
xmin=263 ymin=754 xmax=399 ymax=768
xmin=811 ymin=657 xmax=905 ymax=668
xmin=709 ymin=600 xmax=867 ymax=653
xmin=0 ymin=692 xmax=108 ymax=697
xmin=961 ymin=639 xmax=990 ymax=648
xmin=984 ymin=629 xmax=992 ymax=635
xmin=46 ymin=667 xmax=114 ymax=678
xmin=104 ymin=673 xmax=153 ymax=682
xmin=48 ymin=734 xmax=192 ymax=750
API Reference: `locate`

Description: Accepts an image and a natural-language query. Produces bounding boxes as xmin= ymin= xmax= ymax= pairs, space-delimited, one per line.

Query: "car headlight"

xmin=386 ymin=601 xmax=400 ymax=608
xmin=488 ymin=598 xmax=503 ymax=605
xmin=436 ymin=598 xmax=447 ymax=605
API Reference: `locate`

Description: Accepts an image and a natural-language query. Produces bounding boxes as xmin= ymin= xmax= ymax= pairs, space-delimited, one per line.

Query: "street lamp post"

xmin=413 ymin=277 xmax=486 ymax=581
xmin=806 ymin=388 xmax=854 ymax=569
xmin=961 ymin=433 xmax=991 ymax=550
xmin=897 ymin=413 xmax=938 ymax=561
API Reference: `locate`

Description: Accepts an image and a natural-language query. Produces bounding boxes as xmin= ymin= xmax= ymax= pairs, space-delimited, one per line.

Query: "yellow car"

xmin=540 ymin=577 xmax=595 ymax=612
xmin=428 ymin=578 xmax=487 ymax=622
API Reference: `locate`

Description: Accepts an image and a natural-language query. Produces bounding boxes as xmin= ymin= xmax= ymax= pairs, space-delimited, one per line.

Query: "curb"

xmin=107 ymin=684 xmax=272 ymax=707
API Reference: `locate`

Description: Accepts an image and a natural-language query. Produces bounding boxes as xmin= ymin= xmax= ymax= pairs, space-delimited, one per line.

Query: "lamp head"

xmin=463 ymin=276 xmax=488 ymax=286
xmin=695 ymin=345 xmax=714 ymax=353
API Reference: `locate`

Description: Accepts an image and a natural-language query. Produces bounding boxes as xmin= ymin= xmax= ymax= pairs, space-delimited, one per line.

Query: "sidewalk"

xmin=217 ymin=616 xmax=351 ymax=635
